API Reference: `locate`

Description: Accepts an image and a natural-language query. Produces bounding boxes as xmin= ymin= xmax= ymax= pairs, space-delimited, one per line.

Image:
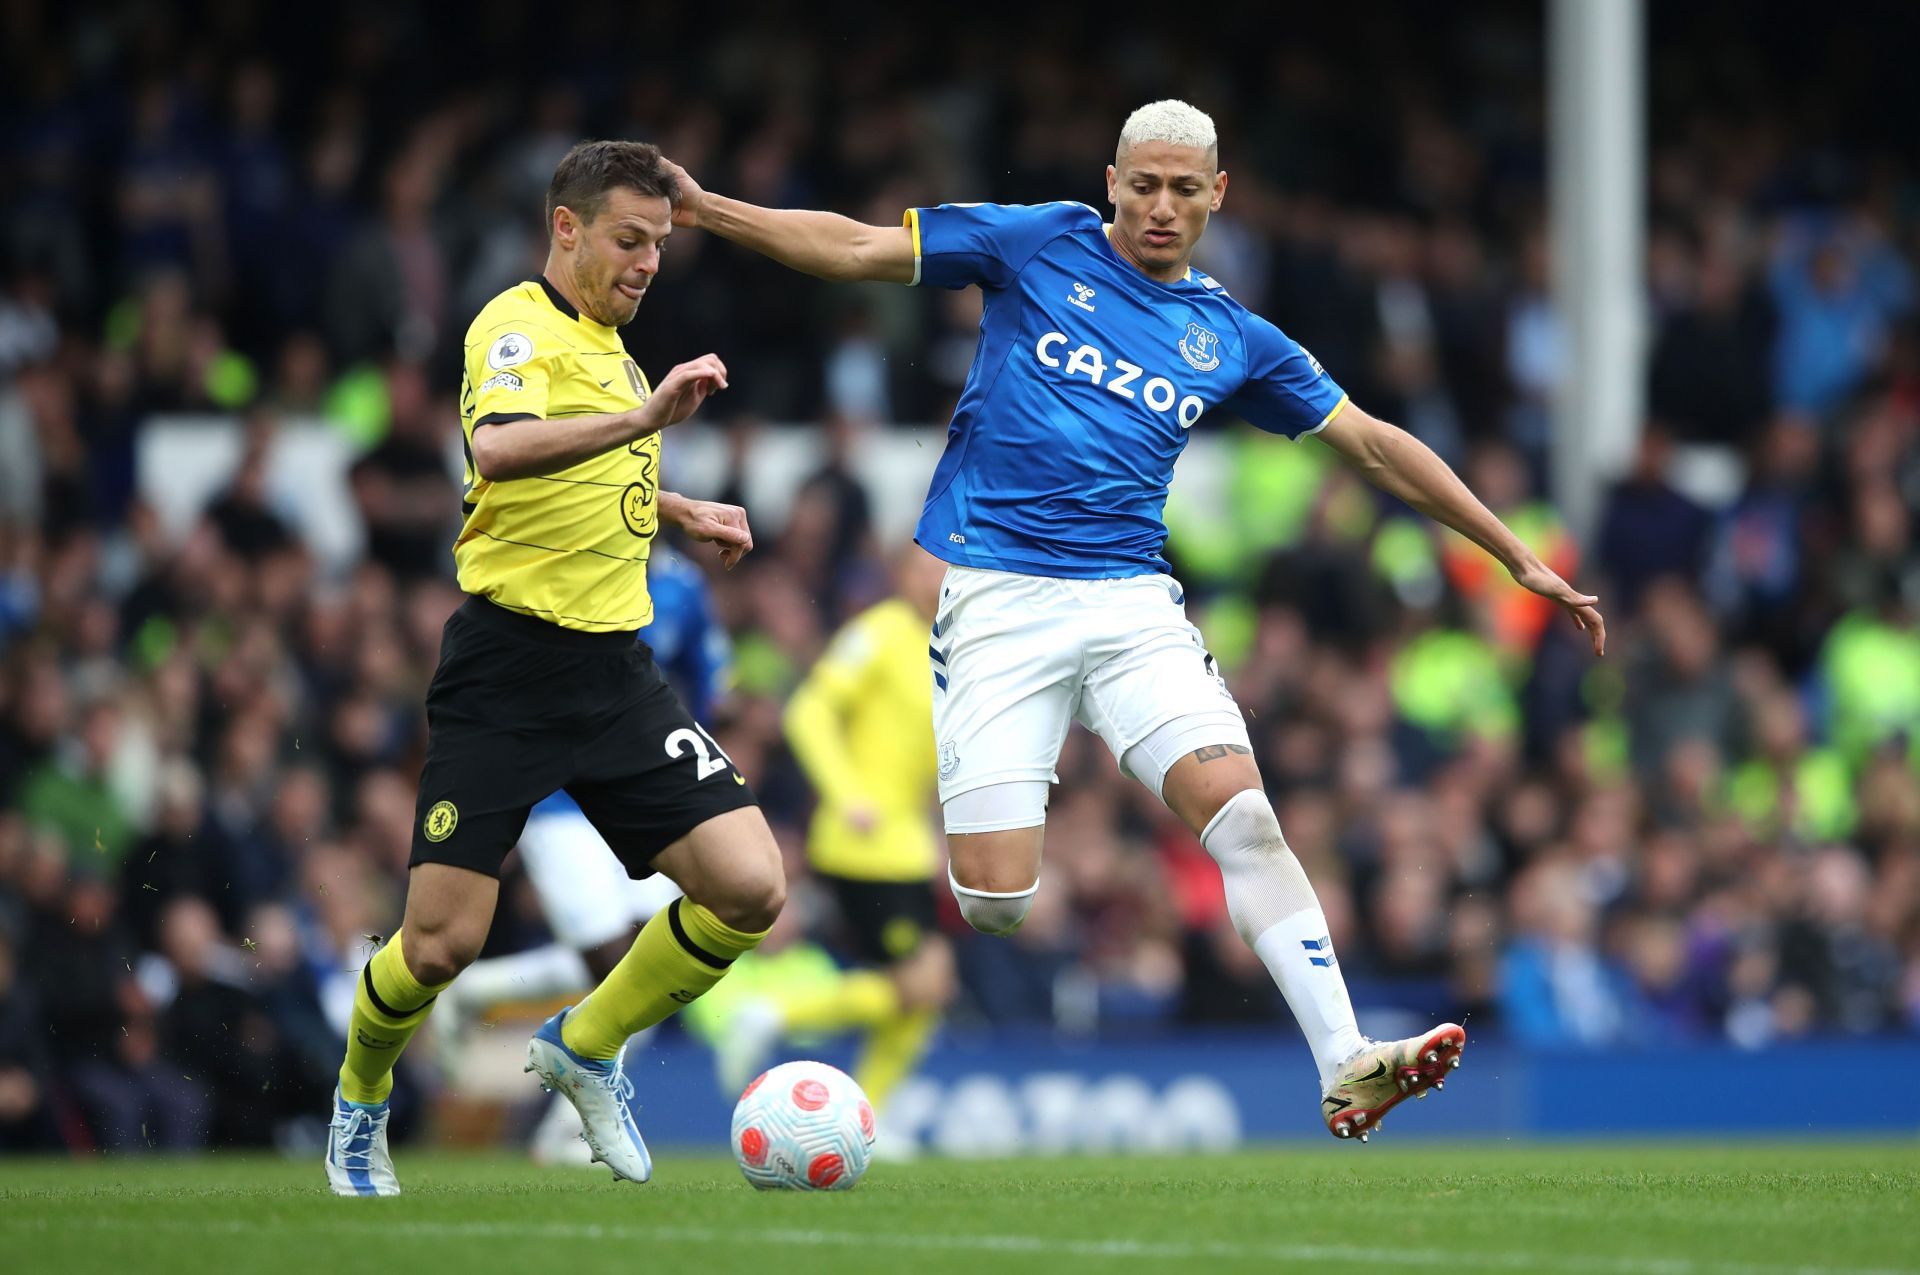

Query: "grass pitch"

xmin=3 ymin=1143 xmax=1916 ymax=1275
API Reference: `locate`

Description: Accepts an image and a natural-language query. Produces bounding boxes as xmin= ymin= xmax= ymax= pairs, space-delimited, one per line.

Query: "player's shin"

xmin=1200 ymin=790 xmax=1366 ymax=1087
xmin=339 ymin=930 xmax=452 ymax=1105
xmin=561 ymin=897 xmax=768 ymax=1059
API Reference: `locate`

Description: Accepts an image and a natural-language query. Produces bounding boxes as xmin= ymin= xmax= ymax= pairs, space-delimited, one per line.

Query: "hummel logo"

xmin=1068 ymin=281 xmax=1096 ymax=312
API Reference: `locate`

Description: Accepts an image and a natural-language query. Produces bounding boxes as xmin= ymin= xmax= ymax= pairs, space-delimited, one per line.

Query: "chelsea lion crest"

xmin=1178 ymin=322 xmax=1221 ymax=372
xmin=422 ymin=800 xmax=458 ymax=843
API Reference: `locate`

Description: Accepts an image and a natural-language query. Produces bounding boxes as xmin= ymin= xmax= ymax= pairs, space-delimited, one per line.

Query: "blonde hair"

xmin=1117 ymin=100 xmax=1218 ymax=162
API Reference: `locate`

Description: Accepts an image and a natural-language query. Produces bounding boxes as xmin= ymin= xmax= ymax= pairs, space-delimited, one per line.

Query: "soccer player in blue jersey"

xmin=667 ymin=101 xmax=1606 ymax=1141
xmin=435 ymin=543 xmax=733 ymax=1161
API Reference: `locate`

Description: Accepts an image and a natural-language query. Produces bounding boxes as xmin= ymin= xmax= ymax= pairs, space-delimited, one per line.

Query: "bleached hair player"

xmin=1119 ymin=99 xmax=1218 ymax=156
xmin=663 ymin=99 xmax=1607 ymax=1141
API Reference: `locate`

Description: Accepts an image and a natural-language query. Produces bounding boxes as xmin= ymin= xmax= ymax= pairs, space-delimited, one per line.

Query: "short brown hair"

xmin=545 ymin=140 xmax=680 ymax=233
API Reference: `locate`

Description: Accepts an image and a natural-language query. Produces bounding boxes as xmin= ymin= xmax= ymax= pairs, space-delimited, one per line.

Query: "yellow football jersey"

xmin=454 ymin=278 xmax=659 ymax=631
xmin=783 ymin=598 xmax=939 ymax=882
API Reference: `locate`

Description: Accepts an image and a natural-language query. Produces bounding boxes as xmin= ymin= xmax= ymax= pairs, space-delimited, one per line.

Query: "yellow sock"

xmin=776 ymin=970 xmax=900 ymax=1035
xmin=562 ymin=898 xmax=767 ymax=1060
xmin=854 ymin=1008 xmax=940 ymax=1112
xmin=338 ymin=931 xmax=449 ymax=1105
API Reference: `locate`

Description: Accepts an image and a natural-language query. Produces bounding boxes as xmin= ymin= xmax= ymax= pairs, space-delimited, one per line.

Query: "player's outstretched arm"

xmin=659 ymin=491 xmax=753 ymax=570
xmin=662 ymin=159 xmax=914 ymax=285
xmin=471 ymin=355 xmax=728 ymax=481
xmin=1316 ymin=402 xmax=1607 ymax=656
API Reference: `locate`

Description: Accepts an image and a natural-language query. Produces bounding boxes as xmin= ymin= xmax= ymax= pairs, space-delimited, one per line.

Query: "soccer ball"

xmin=730 ymin=1060 xmax=876 ymax=1190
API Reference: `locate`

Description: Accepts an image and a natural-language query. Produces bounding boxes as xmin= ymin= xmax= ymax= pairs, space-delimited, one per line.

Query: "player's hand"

xmin=661 ymin=158 xmax=706 ymax=229
xmin=1510 ymin=559 xmax=1607 ymax=656
xmin=670 ymin=497 xmax=754 ymax=569
xmin=643 ymin=354 xmax=728 ymax=432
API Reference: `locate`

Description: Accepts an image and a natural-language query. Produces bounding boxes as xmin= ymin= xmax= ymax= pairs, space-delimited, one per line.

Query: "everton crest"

xmin=1178 ymin=322 xmax=1221 ymax=372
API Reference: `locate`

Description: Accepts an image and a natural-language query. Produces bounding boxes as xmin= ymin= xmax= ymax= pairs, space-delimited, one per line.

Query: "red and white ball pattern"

xmin=731 ymin=1060 xmax=876 ymax=1191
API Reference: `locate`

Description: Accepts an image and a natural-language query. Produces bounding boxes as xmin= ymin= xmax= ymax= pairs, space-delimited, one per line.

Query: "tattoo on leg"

xmin=1190 ymin=743 xmax=1253 ymax=765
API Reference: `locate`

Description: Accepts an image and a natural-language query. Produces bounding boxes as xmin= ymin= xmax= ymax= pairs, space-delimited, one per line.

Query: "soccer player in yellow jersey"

xmin=326 ymin=141 xmax=784 ymax=1196
xmin=717 ymin=548 xmax=954 ymax=1112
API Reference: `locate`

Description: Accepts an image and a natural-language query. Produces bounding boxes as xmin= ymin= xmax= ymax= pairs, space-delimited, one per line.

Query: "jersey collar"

xmin=532 ymin=275 xmax=581 ymax=322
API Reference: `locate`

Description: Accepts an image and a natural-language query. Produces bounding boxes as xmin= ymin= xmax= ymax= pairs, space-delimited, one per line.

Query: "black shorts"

xmin=409 ymin=596 xmax=757 ymax=879
xmin=819 ymin=873 xmax=940 ymax=966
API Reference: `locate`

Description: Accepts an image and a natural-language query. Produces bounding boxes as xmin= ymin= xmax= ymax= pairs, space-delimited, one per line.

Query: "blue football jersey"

xmin=638 ymin=545 xmax=732 ymax=724
xmin=530 ymin=545 xmax=731 ymax=821
xmin=907 ymin=201 xmax=1348 ymax=578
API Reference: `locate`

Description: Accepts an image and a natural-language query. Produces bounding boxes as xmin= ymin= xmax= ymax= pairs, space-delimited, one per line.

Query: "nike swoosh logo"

xmin=732 ymin=773 xmax=746 ymax=785
xmin=599 ymin=379 xmax=612 ymax=388
xmin=1353 ymin=1061 xmax=1389 ymax=1084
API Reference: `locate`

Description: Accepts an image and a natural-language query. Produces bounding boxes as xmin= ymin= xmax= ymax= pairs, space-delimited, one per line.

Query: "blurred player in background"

xmin=326 ymin=141 xmax=781 ymax=1197
xmin=717 ymin=546 xmax=952 ymax=1113
xmin=437 ymin=542 xmax=731 ymax=1163
xmin=665 ymin=100 xmax=1606 ymax=1143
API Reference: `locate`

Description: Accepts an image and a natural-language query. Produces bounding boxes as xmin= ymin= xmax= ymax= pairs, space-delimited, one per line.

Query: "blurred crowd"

xmin=2 ymin=0 xmax=1919 ymax=1152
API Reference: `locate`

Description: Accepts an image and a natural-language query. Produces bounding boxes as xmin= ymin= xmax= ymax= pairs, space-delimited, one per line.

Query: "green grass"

xmin=3 ymin=1144 xmax=1917 ymax=1275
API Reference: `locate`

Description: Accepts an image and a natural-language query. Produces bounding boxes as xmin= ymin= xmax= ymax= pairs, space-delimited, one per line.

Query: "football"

xmin=730 ymin=1060 xmax=877 ymax=1190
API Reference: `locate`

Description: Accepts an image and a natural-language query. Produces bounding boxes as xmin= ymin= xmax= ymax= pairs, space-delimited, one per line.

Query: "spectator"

xmin=1649 ymin=237 xmax=1775 ymax=444
xmin=28 ymin=866 xmax=209 ymax=1150
xmin=153 ymin=897 xmax=291 ymax=1146
xmin=1499 ymin=861 xmax=1636 ymax=1046
xmin=324 ymin=148 xmax=452 ymax=366
xmin=17 ymin=696 xmax=138 ymax=870
xmin=0 ymin=930 xmax=59 ymax=1150
xmin=347 ymin=360 xmax=459 ymax=583
xmin=1769 ymin=219 xmax=1913 ymax=416
xmin=203 ymin=412 xmax=296 ymax=560
xmin=1596 ymin=428 xmax=1714 ymax=618
xmin=1625 ymin=580 xmax=1744 ymax=782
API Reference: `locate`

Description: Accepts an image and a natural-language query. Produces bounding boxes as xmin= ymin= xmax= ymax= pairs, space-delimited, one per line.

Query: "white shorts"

xmin=931 ymin=565 xmax=1251 ymax=817
xmin=516 ymin=809 xmax=684 ymax=950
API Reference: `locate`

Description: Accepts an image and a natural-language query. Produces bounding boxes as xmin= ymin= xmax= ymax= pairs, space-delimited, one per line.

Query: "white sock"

xmin=454 ymin=944 xmax=592 ymax=1010
xmin=1201 ymin=790 xmax=1366 ymax=1089
xmin=1252 ymin=913 xmax=1367 ymax=1090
